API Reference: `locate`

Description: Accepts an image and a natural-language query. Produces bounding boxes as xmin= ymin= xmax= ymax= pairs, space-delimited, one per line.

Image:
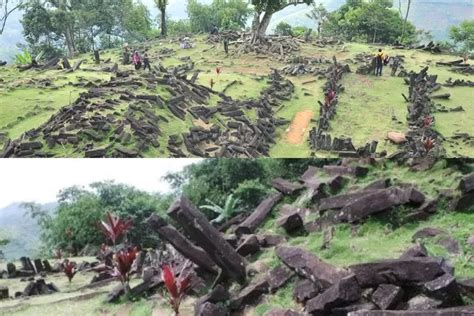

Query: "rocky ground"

xmin=1 ymin=159 xmax=472 ymax=316
xmin=0 ymin=35 xmax=472 ymax=158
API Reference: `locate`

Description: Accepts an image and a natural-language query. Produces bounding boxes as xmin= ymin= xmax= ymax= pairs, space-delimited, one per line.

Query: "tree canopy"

xmin=449 ymin=20 xmax=474 ymax=54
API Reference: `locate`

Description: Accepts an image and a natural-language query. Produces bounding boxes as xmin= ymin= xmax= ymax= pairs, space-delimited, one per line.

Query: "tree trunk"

xmin=160 ymin=8 xmax=167 ymax=37
xmin=373 ymin=28 xmax=377 ymax=44
xmin=64 ymin=26 xmax=76 ymax=57
xmin=257 ymin=11 xmax=273 ymax=38
xmin=401 ymin=0 xmax=412 ymax=43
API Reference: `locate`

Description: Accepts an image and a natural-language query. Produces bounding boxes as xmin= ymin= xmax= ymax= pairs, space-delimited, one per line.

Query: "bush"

xmin=168 ymin=19 xmax=193 ymax=36
xmin=233 ymin=179 xmax=271 ymax=210
xmin=275 ymin=22 xmax=293 ymax=36
xmin=292 ymin=26 xmax=310 ymax=37
xmin=14 ymin=50 xmax=33 ymax=65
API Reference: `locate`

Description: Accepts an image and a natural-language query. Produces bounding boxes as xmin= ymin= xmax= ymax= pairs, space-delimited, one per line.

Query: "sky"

xmin=0 ymin=159 xmax=201 ymax=209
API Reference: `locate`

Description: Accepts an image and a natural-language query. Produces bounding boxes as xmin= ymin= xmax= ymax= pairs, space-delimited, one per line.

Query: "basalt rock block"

xmin=272 ymin=178 xmax=304 ymax=195
xmin=305 ymin=274 xmax=361 ymax=315
xmin=276 ymin=246 xmax=349 ymax=289
xmin=265 ymin=309 xmax=307 ymax=316
xmin=236 ymin=234 xmax=261 ymax=257
xmin=294 ymin=278 xmax=320 ymax=302
xmin=267 ymin=266 xmax=294 ymax=292
xmin=195 ymin=302 xmax=228 ymax=316
xmin=0 ymin=286 xmax=8 ymax=300
xmin=276 ymin=210 xmax=305 ymax=234
xmin=229 ymin=278 xmax=269 ymax=310
xmin=400 ymin=243 xmax=429 ymax=259
xmin=322 ymin=165 xmax=369 ymax=178
xmin=236 ymin=193 xmax=283 ymax=236
xmin=460 ymin=173 xmax=474 ymax=194
xmin=348 ymin=306 xmax=474 ymax=316
xmin=424 ymin=274 xmax=463 ymax=307
xmin=349 ymin=257 xmax=449 ymax=288
xmin=371 ymin=284 xmax=404 ymax=310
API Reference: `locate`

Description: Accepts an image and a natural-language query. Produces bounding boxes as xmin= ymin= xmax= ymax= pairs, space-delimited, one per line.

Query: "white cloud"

xmin=0 ymin=159 xmax=201 ymax=209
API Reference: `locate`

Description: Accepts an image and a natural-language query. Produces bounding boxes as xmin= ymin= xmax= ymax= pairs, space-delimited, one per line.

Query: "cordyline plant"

xmin=216 ymin=67 xmax=222 ymax=76
xmin=422 ymin=137 xmax=436 ymax=153
xmin=62 ymin=259 xmax=77 ymax=284
xmin=100 ymin=212 xmax=133 ymax=246
xmin=422 ymin=116 xmax=434 ymax=128
xmin=110 ymin=247 xmax=139 ymax=293
xmin=161 ymin=261 xmax=191 ymax=316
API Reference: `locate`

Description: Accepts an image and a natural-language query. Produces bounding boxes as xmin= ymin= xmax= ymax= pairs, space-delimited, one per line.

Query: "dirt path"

xmin=285 ymin=111 xmax=314 ymax=144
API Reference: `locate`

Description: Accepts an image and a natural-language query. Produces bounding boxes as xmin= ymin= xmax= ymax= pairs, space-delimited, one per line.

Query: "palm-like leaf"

xmin=200 ymin=195 xmax=241 ymax=224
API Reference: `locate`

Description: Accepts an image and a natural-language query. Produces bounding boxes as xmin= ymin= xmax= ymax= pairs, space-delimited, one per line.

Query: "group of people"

xmin=123 ymin=44 xmax=152 ymax=71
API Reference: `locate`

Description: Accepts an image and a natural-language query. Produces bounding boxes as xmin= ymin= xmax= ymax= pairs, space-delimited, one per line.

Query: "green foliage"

xmin=251 ymin=0 xmax=313 ymax=14
xmin=201 ymin=194 xmax=241 ymax=224
xmin=187 ymin=0 xmax=252 ymax=33
xmin=14 ymin=50 xmax=32 ymax=65
xmin=306 ymin=2 xmax=328 ymax=36
xmin=275 ymin=22 xmax=293 ymax=36
xmin=167 ymin=19 xmax=193 ymax=36
xmin=449 ymin=20 xmax=474 ymax=54
xmin=324 ymin=0 xmax=417 ymax=44
xmin=21 ymin=0 xmax=154 ymax=56
xmin=233 ymin=179 xmax=271 ymax=209
xmin=292 ymin=26 xmax=309 ymax=37
xmin=25 ymin=182 xmax=173 ymax=255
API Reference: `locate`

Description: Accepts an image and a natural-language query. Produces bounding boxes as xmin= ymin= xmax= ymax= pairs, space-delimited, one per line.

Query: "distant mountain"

xmin=0 ymin=202 xmax=56 ymax=260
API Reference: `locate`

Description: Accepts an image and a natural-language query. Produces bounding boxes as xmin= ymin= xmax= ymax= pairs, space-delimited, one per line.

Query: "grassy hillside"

xmin=0 ymin=160 xmax=472 ymax=316
xmin=0 ymin=36 xmax=472 ymax=158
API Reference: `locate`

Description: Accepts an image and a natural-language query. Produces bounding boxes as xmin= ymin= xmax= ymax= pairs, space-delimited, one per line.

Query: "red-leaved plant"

xmin=62 ymin=259 xmax=76 ymax=284
xmin=100 ymin=212 xmax=133 ymax=246
xmin=110 ymin=247 xmax=138 ymax=293
xmin=161 ymin=263 xmax=191 ymax=316
xmin=422 ymin=137 xmax=436 ymax=153
xmin=216 ymin=67 xmax=222 ymax=76
xmin=422 ymin=116 xmax=434 ymax=128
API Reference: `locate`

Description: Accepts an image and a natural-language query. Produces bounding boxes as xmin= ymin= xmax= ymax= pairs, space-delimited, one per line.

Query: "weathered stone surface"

xmin=322 ymin=165 xmax=369 ymax=177
xmin=335 ymin=187 xmax=426 ymax=223
xmin=276 ymin=210 xmax=304 ymax=234
xmin=236 ymin=193 xmax=283 ymax=236
xmin=294 ymin=278 xmax=319 ymax=302
xmin=400 ymin=243 xmax=428 ymax=259
xmin=455 ymin=191 xmax=474 ymax=212
xmin=0 ymin=286 xmax=8 ymax=300
xmin=195 ymin=285 xmax=229 ymax=316
xmin=265 ymin=309 xmax=307 ymax=316
xmin=332 ymin=303 xmax=377 ymax=316
xmin=236 ymin=234 xmax=261 ymax=257
xmin=371 ymin=284 xmax=403 ymax=310
xmin=169 ymin=197 xmax=247 ymax=283
xmin=229 ymin=278 xmax=269 ymax=310
xmin=412 ymin=228 xmax=461 ymax=255
xmin=272 ymin=178 xmax=304 ymax=195
xmin=458 ymin=278 xmax=474 ymax=299
xmin=412 ymin=227 xmax=446 ymax=241
xmin=195 ymin=302 xmax=228 ymax=316
xmin=305 ymin=274 xmax=361 ymax=315
xmin=276 ymin=246 xmax=349 ymax=290
xmin=364 ymin=178 xmax=392 ymax=190
xmin=258 ymin=234 xmax=287 ymax=248
xmin=407 ymin=295 xmax=442 ymax=310
xmin=266 ymin=266 xmax=294 ymax=292
xmin=7 ymin=263 xmax=16 ymax=277
xmin=460 ymin=173 xmax=474 ymax=194
xmin=318 ymin=190 xmax=377 ymax=212
xmin=349 ymin=257 xmax=449 ymax=287
xmin=106 ymin=284 xmax=124 ymax=303
xmin=424 ymin=274 xmax=463 ymax=307
xmin=147 ymin=214 xmax=217 ymax=273
xmin=348 ymin=306 xmax=474 ymax=316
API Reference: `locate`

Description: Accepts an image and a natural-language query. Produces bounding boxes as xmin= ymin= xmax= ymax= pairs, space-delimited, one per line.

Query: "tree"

xmin=275 ymin=21 xmax=292 ymax=36
xmin=250 ymin=0 xmax=313 ymax=42
xmin=187 ymin=0 xmax=251 ymax=33
xmin=306 ymin=2 xmax=328 ymax=38
xmin=449 ymin=20 xmax=474 ymax=55
xmin=400 ymin=0 xmax=412 ymax=43
xmin=155 ymin=0 xmax=168 ymax=37
xmin=0 ymin=0 xmax=23 ymax=35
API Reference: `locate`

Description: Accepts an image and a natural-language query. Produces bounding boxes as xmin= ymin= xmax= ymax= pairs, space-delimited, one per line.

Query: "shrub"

xmin=233 ymin=179 xmax=271 ymax=209
xmin=275 ymin=22 xmax=293 ymax=36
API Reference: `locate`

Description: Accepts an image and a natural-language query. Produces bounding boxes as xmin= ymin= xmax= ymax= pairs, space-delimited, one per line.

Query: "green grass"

xmin=1 ymin=38 xmax=472 ymax=157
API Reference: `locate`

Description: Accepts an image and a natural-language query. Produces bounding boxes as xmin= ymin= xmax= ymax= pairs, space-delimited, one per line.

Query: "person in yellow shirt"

xmin=375 ymin=49 xmax=384 ymax=76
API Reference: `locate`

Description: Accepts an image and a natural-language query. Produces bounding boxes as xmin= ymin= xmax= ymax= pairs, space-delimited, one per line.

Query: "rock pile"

xmin=235 ymin=34 xmax=301 ymax=58
xmin=172 ymin=69 xmax=294 ymax=158
xmin=141 ymin=162 xmax=473 ymax=315
xmin=398 ymin=67 xmax=444 ymax=159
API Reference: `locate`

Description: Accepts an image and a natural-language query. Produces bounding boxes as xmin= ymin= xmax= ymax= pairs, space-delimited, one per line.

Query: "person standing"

xmin=375 ymin=49 xmax=384 ymax=77
xmin=223 ymin=38 xmax=229 ymax=56
xmin=132 ymin=51 xmax=142 ymax=70
xmin=143 ymin=53 xmax=152 ymax=71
